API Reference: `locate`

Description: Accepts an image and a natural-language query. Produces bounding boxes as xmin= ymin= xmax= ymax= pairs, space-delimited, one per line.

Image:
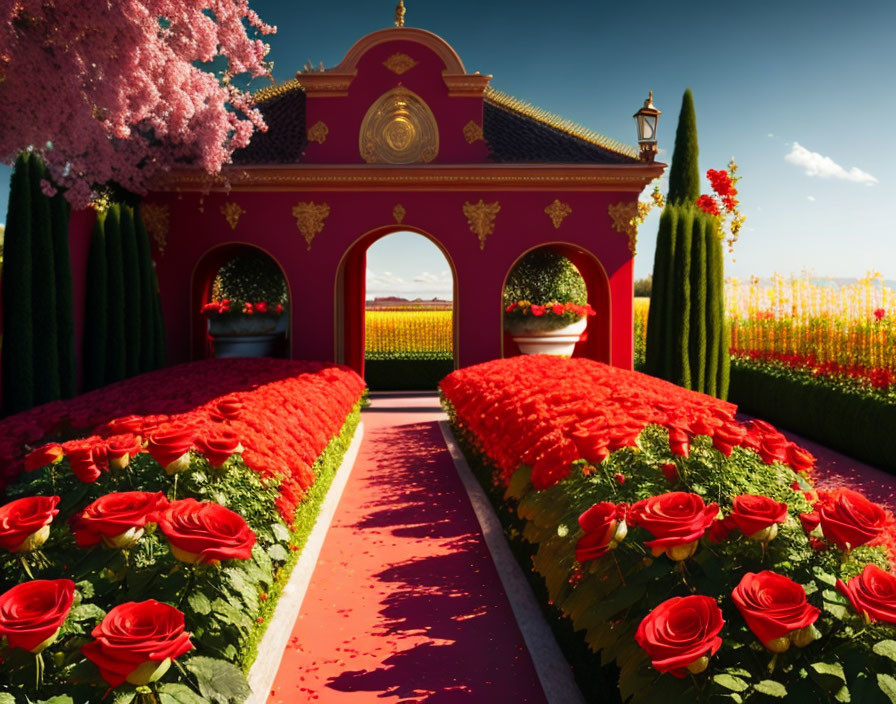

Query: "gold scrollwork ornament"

xmin=307 ymin=121 xmax=329 ymax=144
xmin=220 ymin=202 xmax=245 ymax=230
xmin=393 ymin=204 xmax=406 ymax=224
xmin=608 ymin=201 xmax=642 ymax=255
xmin=463 ymin=120 xmax=483 ymax=144
xmin=140 ymin=203 xmax=170 ymax=255
xmin=383 ymin=53 xmax=417 ymax=75
xmin=463 ymin=200 xmax=501 ymax=250
xmin=292 ymin=201 xmax=331 ymax=251
xmin=544 ymin=199 xmax=572 ymax=229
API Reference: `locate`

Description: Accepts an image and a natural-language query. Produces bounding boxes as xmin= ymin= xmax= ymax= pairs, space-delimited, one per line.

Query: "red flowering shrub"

xmin=442 ymin=356 xmax=896 ymax=702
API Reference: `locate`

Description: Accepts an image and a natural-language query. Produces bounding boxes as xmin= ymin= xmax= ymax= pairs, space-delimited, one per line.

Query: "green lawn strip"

xmin=239 ymin=402 xmax=361 ymax=672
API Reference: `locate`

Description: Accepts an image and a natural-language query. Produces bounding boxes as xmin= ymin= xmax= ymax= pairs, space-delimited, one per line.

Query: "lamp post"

xmin=634 ymin=91 xmax=661 ymax=163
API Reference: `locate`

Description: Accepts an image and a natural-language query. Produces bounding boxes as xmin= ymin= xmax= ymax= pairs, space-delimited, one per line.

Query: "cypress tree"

xmin=134 ymin=205 xmax=156 ymax=373
xmin=666 ymin=90 xmax=701 ymax=205
xmin=30 ymin=158 xmax=61 ymax=404
xmin=714 ymin=232 xmax=730 ymax=399
xmin=672 ymin=206 xmax=693 ymax=389
xmin=119 ymin=206 xmax=141 ymax=377
xmin=104 ymin=205 xmax=127 ymax=384
xmin=51 ymin=189 xmax=76 ymax=398
xmin=83 ymin=214 xmax=108 ymax=391
xmin=1 ymin=153 xmax=34 ymax=414
xmin=689 ymin=212 xmax=708 ymax=392
xmin=644 ymin=206 xmax=674 ymax=376
xmin=704 ymin=219 xmax=722 ymax=398
xmin=658 ymin=207 xmax=680 ymax=380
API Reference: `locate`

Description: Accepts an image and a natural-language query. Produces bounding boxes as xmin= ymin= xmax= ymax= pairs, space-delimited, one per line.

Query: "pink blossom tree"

xmin=0 ymin=1 xmax=276 ymax=206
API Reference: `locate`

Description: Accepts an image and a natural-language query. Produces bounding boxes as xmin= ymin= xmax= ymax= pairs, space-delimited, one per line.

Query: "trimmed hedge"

xmin=729 ymin=362 xmax=896 ymax=474
xmin=364 ymin=358 xmax=454 ymax=391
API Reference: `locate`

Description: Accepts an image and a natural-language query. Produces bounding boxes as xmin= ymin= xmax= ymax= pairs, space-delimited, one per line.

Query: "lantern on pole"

xmin=634 ymin=91 xmax=661 ymax=163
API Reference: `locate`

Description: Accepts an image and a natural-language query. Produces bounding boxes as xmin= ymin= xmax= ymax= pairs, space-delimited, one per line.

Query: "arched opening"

xmin=335 ymin=228 xmax=458 ymax=389
xmin=501 ymin=243 xmax=611 ymax=364
xmin=191 ymin=244 xmax=291 ymax=360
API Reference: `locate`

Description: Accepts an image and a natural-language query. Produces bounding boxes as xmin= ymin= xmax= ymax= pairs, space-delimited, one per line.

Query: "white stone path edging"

xmin=440 ymin=421 xmax=587 ymax=704
xmin=245 ymin=421 xmax=365 ymax=704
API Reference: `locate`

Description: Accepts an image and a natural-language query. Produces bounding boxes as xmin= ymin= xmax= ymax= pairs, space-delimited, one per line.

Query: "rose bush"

xmin=442 ymin=356 xmax=896 ymax=703
xmin=0 ymin=358 xmax=364 ymax=702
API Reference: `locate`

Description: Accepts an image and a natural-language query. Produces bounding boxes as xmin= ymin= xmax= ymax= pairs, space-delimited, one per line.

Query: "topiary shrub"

xmin=503 ymin=248 xmax=591 ymax=334
xmin=212 ymin=250 xmax=288 ymax=305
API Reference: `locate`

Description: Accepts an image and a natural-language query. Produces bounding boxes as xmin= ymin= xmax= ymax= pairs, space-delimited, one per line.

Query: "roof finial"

xmin=394 ymin=0 xmax=406 ymax=27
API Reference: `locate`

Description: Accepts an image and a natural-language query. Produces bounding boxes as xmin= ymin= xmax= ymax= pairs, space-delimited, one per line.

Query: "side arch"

xmin=334 ymin=225 xmax=459 ymax=378
xmin=190 ymin=243 xmax=292 ymax=360
xmin=501 ymin=242 xmax=612 ymax=364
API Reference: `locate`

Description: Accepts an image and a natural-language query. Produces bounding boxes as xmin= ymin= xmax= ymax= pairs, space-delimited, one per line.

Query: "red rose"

xmin=106 ymin=434 xmax=143 ymax=469
xmin=195 ymin=429 xmax=243 ymax=468
xmin=0 ymin=495 xmax=60 ymax=552
xmin=570 ymin=420 xmax=610 ymax=466
xmin=667 ymin=426 xmax=690 ymax=457
xmin=660 ymin=463 xmax=678 ymax=483
xmin=799 ymin=511 xmax=821 ymax=534
xmin=255 ymin=301 xmax=268 ymax=313
xmin=0 ymin=579 xmax=75 ymax=652
xmin=607 ymin=422 xmax=643 ymax=451
xmin=25 ymin=443 xmax=64 ymax=472
xmin=728 ymin=495 xmax=788 ymax=542
xmin=836 ymin=564 xmax=896 ymax=625
xmin=629 ymin=492 xmax=717 ymax=560
xmin=211 ymin=395 xmax=243 ymax=421
xmin=758 ymin=436 xmax=788 ymax=465
xmin=147 ymin=424 xmax=194 ymax=474
xmin=102 ymin=415 xmax=145 ymax=436
xmin=156 ymin=499 xmax=256 ymax=564
xmin=70 ymin=492 xmax=169 ymax=549
xmin=63 ymin=436 xmax=109 ymax=483
xmin=786 ymin=444 xmax=816 ymax=472
xmin=551 ymin=303 xmax=565 ymax=316
xmin=82 ymin=600 xmax=193 ymax=687
xmin=707 ymin=519 xmax=730 ymax=543
xmin=635 ymin=595 xmax=724 ymax=677
xmin=732 ymin=571 xmax=820 ymax=651
xmin=530 ymin=304 xmax=546 ymax=317
xmin=818 ymin=488 xmax=886 ymax=550
xmin=712 ymin=423 xmax=746 ymax=457
xmin=575 ymin=502 xmax=626 ymax=562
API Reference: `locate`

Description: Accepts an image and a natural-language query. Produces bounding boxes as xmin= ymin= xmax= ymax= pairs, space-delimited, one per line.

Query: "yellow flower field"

xmin=365 ymin=310 xmax=453 ymax=360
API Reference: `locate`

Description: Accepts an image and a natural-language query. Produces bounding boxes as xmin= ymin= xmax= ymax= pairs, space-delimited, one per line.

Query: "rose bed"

xmin=441 ymin=356 xmax=896 ymax=704
xmin=0 ymin=358 xmax=365 ymax=704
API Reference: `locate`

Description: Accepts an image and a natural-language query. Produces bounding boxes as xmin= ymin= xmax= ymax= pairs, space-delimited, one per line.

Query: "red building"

xmin=73 ymin=20 xmax=664 ymax=379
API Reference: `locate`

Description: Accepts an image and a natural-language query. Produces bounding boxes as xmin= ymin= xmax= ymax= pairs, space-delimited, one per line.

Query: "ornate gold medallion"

xmin=360 ymin=87 xmax=438 ymax=164
xmin=307 ymin=121 xmax=329 ymax=144
xmin=544 ymin=199 xmax=572 ymax=229
xmin=462 ymin=120 xmax=484 ymax=144
xmin=393 ymin=204 xmax=406 ymax=224
xmin=463 ymin=200 xmax=501 ymax=250
xmin=141 ymin=203 xmax=170 ymax=254
xmin=292 ymin=201 xmax=331 ymax=251
xmin=608 ymin=201 xmax=642 ymax=255
xmin=383 ymin=53 xmax=417 ymax=75
xmin=220 ymin=202 xmax=245 ymax=230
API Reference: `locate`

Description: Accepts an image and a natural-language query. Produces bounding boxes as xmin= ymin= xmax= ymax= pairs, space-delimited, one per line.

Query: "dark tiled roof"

xmin=482 ymin=93 xmax=640 ymax=165
xmin=232 ymin=86 xmax=306 ymax=165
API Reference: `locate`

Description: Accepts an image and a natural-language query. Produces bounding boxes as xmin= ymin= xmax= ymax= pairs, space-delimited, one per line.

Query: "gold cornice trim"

xmin=293 ymin=71 xmax=356 ymax=97
xmin=484 ymin=86 xmax=639 ymax=160
xmin=154 ymin=164 xmax=664 ymax=193
xmin=443 ymin=72 xmax=491 ymax=97
xmin=253 ymin=77 xmax=304 ymax=104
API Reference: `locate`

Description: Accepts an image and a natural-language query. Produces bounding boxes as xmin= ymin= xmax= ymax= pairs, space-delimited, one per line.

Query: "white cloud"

xmin=366 ymin=268 xmax=453 ymax=299
xmin=784 ymin=142 xmax=878 ymax=185
xmin=807 ymin=195 xmax=816 ymax=202
xmin=767 ymin=133 xmax=775 ymax=138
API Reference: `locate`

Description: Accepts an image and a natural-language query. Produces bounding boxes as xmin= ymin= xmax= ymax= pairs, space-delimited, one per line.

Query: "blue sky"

xmin=3 ymin=0 xmax=894 ymax=298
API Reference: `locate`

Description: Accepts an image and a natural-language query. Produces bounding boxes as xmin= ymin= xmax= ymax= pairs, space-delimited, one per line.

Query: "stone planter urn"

xmin=208 ymin=314 xmax=285 ymax=358
xmin=511 ymin=316 xmax=587 ymax=357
